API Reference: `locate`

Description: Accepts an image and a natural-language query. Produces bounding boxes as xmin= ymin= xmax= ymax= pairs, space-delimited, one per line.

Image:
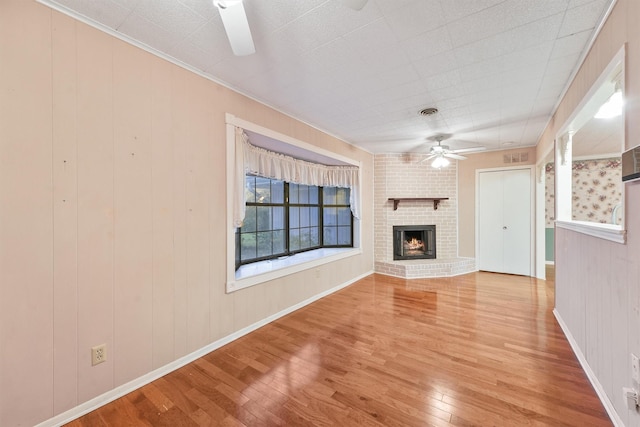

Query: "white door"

xmin=478 ymin=168 xmax=531 ymax=276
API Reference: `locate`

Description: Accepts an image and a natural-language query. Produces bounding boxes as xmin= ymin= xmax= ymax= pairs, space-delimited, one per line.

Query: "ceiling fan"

xmin=214 ymin=0 xmax=370 ymax=56
xmin=421 ymin=135 xmax=486 ymax=168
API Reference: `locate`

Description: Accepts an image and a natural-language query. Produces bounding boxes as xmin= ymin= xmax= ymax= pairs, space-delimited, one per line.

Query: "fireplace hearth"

xmin=393 ymin=225 xmax=436 ymax=260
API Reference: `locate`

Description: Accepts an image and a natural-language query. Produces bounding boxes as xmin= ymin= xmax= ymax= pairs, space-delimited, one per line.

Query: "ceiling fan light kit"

xmin=214 ymin=0 xmax=255 ymax=56
xmin=431 ymin=155 xmax=450 ymax=169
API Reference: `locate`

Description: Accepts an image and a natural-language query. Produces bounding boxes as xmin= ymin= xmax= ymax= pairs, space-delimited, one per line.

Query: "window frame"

xmin=225 ymin=114 xmax=362 ymax=293
xmin=554 ymin=46 xmax=626 ymax=244
xmin=236 ymin=177 xmax=353 ymax=268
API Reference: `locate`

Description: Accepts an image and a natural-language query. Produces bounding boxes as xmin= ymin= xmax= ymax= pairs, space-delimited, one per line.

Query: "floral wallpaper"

xmin=545 ymin=157 xmax=622 ymax=226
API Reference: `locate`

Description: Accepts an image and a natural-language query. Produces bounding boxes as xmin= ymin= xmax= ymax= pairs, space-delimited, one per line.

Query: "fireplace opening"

xmin=393 ymin=225 xmax=436 ymax=260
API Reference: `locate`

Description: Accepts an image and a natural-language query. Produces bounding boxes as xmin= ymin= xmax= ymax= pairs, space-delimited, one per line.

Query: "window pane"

xmin=289 ymin=183 xmax=299 ymax=204
xmin=273 ymin=230 xmax=285 ymax=254
xmin=257 ymin=206 xmax=271 ymax=231
xmin=323 ymin=227 xmax=337 ymax=245
xmin=273 ymin=207 xmax=284 ymax=230
xmin=336 ymin=187 xmax=350 ymax=205
xmin=241 ymin=233 xmax=257 ymax=260
xmin=290 ymin=229 xmax=300 ymax=251
xmin=309 ymin=227 xmax=319 ymax=246
xmin=255 ymin=177 xmax=271 ymax=203
xmin=310 ymin=207 xmax=319 ymax=227
xmin=245 ymin=176 xmax=256 ymax=203
xmin=271 ymin=180 xmax=284 ymax=203
xmin=338 ymin=226 xmax=351 ymax=245
xmin=290 ymin=207 xmax=299 ymax=228
xmin=299 ymin=185 xmax=309 ymax=204
xmin=337 ymin=207 xmax=351 ymax=225
xmin=323 ymin=207 xmax=337 ymax=225
xmin=300 ymin=227 xmax=311 ymax=249
xmin=241 ymin=206 xmax=257 ymax=232
xmin=309 ymin=186 xmax=319 ymax=204
xmin=300 ymin=207 xmax=310 ymax=227
xmin=323 ymin=187 xmax=336 ymax=204
xmin=257 ymin=231 xmax=273 ymax=257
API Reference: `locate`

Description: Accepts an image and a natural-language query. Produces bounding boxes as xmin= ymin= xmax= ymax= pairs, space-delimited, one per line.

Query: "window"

xmin=555 ymin=47 xmax=626 ymax=243
xmin=236 ymin=175 xmax=353 ymax=268
xmin=322 ymin=187 xmax=352 ymax=246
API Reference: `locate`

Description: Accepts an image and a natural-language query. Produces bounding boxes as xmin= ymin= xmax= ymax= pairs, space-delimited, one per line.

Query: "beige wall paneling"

xmin=150 ymin=56 xmax=176 ymax=369
xmin=185 ymin=73 xmax=212 ymax=352
xmin=625 ymin=1 xmax=640 ymax=422
xmin=611 ymin=249 xmax=629 ymax=420
xmin=0 ymin=1 xmax=54 ymax=425
xmin=1 ymin=2 xmax=374 ymax=424
xmin=113 ymin=41 xmax=154 ymax=386
xmin=171 ymin=66 xmax=190 ymax=359
xmin=550 ymin=1 xmax=640 ymax=424
xmin=208 ymin=93 xmax=234 ymax=344
xmin=76 ymin=23 xmax=115 ymax=403
xmin=52 ymin=11 xmax=79 ymax=415
xmin=627 ymin=189 xmax=640 ymax=427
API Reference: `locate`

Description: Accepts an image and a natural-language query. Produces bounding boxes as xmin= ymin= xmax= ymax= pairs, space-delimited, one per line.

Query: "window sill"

xmin=556 ymin=220 xmax=626 ymax=244
xmin=227 ymin=247 xmax=361 ymax=293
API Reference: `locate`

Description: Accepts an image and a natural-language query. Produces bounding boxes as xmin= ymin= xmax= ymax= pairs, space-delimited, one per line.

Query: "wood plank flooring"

xmin=66 ymin=270 xmax=612 ymax=426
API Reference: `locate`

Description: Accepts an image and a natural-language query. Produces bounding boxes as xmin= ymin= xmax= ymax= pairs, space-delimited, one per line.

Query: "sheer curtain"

xmin=233 ymin=127 xmax=360 ymax=227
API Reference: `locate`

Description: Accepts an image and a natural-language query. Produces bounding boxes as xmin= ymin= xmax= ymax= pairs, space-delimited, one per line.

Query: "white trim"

xmin=556 ymin=220 xmax=626 ymax=244
xmin=573 ymin=152 xmax=621 ymax=161
xmin=553 ymin=309 xmax=624 ymax=427
xmin=545 ymin=260 xmax=555 ymax=265
xmin=535 ymin=142 xmax=555 ymax=280
xmin=475 ymin=165 xmax=536 ymax=276
xmin=224 ymin=114 xmax=363 ymax=293
xmin=230 ymin=248 xmax=362 ymax=292
xmin=35 ymin=271 xmax=372 ymax=427
xmin=554 ymin=47 xmax=626 ymax=232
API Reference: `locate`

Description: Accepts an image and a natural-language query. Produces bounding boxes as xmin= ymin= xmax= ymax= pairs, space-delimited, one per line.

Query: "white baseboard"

xmin=553 ymin=309 xmax=624 ymax=427
xmin=545 ymin=260 xmax=555 ymax=265
xmin=36 ymin=270 xmax=373 ymax=427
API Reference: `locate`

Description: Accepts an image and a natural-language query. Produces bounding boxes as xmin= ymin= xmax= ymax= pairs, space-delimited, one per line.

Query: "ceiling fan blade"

xmin=451 ymin=146 xmax=486 ymax=154
xmin=420 ymin=154 xmax=439 ymax=163
xmin=444 ymin=153 xmax=467 ymax=160
xmin=343 ymin=0 xmax=369 ymax=10
xmin=215 ymin=0 xmax=255 ymax=56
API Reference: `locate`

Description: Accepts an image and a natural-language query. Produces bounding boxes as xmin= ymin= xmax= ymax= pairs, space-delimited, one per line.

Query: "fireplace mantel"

xmin=388 ymin=197 xmax=449 ymax=211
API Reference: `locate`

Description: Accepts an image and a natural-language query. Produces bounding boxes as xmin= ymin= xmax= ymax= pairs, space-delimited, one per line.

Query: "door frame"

xmin=475 ymin=165 xmax=536 ymax=277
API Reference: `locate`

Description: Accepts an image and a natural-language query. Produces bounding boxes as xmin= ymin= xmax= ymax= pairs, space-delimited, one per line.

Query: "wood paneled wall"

xmin=0 ymin=2 xmax=373 ymax=425
xmin=538 ymin=0 xmax=640 ymax=425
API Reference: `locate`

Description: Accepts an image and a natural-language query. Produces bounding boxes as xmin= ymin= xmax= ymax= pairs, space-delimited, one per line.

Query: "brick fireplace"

xmin=374 ymin=153 xmax=475 ymax=278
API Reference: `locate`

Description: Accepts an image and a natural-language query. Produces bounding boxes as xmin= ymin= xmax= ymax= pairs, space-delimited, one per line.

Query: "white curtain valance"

xmin=233 ymin=127 xmax=360 ymax=227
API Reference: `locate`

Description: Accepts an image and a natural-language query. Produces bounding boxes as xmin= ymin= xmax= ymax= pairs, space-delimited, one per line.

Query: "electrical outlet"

xmin=91 ymin=344 xmax=107 ymax=366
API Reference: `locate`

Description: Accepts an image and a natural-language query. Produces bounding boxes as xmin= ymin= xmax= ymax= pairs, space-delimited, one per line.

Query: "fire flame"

xmin=405 ymin=237 xmax=424 ymax=250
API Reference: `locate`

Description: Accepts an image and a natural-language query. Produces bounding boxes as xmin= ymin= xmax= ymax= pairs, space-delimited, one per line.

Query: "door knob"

xmin=503 ymin=226 xmax=507 ymax=230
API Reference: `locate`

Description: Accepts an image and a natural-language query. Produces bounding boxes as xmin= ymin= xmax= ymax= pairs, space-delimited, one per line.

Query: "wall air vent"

xmin=504 ymin=152 xmax=529 ymax=164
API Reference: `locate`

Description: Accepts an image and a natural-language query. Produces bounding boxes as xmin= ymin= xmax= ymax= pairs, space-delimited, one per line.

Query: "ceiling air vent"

xmin=419 ymin=107 xmax=438 ymax=116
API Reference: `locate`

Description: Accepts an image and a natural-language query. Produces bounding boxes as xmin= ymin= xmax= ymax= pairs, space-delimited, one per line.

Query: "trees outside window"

xmin=236 ymin=176 xmax=352 ymax=268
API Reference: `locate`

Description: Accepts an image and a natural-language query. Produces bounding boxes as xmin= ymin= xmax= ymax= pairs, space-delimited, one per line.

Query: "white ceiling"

xmin=39 ymin=0 xmax=615 ymax=155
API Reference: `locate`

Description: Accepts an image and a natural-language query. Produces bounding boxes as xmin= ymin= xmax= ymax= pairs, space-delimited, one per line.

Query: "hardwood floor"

xmin=66 ymin=271 xmax=611 ymax=426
